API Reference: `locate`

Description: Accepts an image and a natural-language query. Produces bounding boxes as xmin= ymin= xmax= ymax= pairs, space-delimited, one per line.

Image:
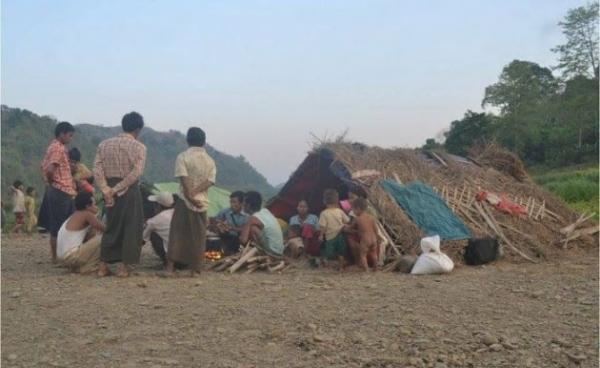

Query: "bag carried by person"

xmin=411 ymin=235 xmax=454 ymax=275
xmin=464 ymin=237 xmax=499 ymax=265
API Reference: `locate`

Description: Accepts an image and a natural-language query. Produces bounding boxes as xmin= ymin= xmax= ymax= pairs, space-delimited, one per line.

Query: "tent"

xmin=267 ymin=142 xmax=596 ymax=262
xmin=154 ymin=182 xmax=231 ymax=217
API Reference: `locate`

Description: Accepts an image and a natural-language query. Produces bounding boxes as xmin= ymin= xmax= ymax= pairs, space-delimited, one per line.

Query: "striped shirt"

xmin=93 ymin=133 xmax=147 ymax=196
xmin=41 ymin=140 xmax=76 ymax=196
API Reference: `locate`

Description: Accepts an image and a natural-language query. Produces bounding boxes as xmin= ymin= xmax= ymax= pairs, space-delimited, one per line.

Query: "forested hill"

xmin=1 ymin=106 xmax=275 ymax=199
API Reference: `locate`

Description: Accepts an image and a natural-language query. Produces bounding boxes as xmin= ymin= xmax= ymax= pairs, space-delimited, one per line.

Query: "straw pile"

xmin=317 ymin=142 xmax=597 ymax=263
xmin=469 ymin=142 xmax=530 ymax=182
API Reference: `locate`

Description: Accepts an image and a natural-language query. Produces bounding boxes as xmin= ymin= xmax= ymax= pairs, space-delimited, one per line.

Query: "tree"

xmin=482 ymin=60 xmax=559 ymax=115
xmin=421 ymin=138 xmax=442 ymax=151
xmin=552 ymin=2 xmax=599 ymax=79
xmin=443 ymin=111 xmax=494 ymax=156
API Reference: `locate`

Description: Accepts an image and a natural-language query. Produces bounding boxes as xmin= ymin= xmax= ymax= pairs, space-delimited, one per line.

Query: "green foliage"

xmin=534 ymin=166 xmax=599 ymax=218
xmin=421 ymin=138 xmax=442 ymax=151
xmin=482 ymin=60 xmax=558 ymax=115
xmin=443 ymin=111 xmax=494 ymax=156
xmin=552 ymin=1 xmax=599 ymax=79
xmin=1 ymin=106 xmax=276 ymax=203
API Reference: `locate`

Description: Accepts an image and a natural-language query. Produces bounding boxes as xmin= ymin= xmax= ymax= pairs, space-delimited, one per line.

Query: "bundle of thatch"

xmin=272 ymin=141 xmax=597 ymax=263
xmin=469 ymin=142 xmax=530 ymax=182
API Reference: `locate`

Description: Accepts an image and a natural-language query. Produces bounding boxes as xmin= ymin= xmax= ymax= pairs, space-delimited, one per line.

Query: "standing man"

xmin=213 ymin=191 xmax=248 ymax=255
xmin=94 ymin=112 xmax=147 ymax=277
xmin=165 ymin=127 xmax=216 ymax=277
xmin=38 ymin=122 xmax=77 ymax=262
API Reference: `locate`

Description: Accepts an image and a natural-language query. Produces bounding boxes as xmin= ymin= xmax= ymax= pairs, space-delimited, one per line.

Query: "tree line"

xmin=424 ymin=2 xmax=599 ymax=168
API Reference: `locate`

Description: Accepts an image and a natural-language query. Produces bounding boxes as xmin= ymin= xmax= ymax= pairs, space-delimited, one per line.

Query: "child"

xmin=289 ymin=199 xmax=321 ymax=256
xmin=24 ymin=187 xmax=38 ymax=234
xmin=10 ymin=180 xmax=26 ymax=234
xmin=69 ymin=148 xmax=95 ymax=193
xmin=351 ymin=197 xmax=379 ymax=271
xmin=318 ymin=189 xmax=350 ymax=270
xmin=284 ymin=225 xmax=305 ymax=258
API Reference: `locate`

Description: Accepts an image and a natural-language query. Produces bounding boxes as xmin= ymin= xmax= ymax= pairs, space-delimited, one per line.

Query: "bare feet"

xmin=97 ymin=262 xmax=111 ymax=277
xmin=116 ymin=264 xmax=130 ymax=278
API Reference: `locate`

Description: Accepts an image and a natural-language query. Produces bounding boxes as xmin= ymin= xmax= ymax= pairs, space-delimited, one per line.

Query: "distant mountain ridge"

xmin=1 ymin=106 xmax=275 ymax=200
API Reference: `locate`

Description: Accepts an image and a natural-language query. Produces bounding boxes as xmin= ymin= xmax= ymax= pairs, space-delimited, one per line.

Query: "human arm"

xmin=239 ymin=216 xmax=263 ymax=245
xmin=318 ymin=215 xmax=327 ymax=241
xmin=112 ymin=144 xmax=147 ymax=195
xmin=85 ymin=212 xmax=106 ymax=233
xmin=93 ymin=147 xmax=113 ymax=205
xmin=180 ymin=176 xmax=205 ymax=209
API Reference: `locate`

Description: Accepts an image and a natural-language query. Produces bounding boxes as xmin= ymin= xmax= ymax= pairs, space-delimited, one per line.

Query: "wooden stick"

xmin=228 ymin=247 xmax=259 ymax=273
xmin=474 ymin=202 xmax=537 ymax=263
xmin=563 ymin=225 xmax=599 ymax=245
xmin=268 ymin=261 xmax=286 ymax=273
xmin=431 ymin=151 xmax=448 ymax=167
xmin=560 ymin=212 xmax=594 ymax=235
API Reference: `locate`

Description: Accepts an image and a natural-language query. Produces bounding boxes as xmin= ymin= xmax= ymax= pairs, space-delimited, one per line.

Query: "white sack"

xmin=411 ymin=235 xmax=454 ymax=275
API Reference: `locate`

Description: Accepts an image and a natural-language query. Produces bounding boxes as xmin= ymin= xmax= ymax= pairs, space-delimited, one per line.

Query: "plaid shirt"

xmin=41 ymin=140 xmax=76 ymax=196
xmin=93 ymin=133 xmax=147 ymax=196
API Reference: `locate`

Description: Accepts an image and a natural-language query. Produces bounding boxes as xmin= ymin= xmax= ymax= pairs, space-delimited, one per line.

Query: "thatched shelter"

xmin=267 ymin=142 xmax=597 ymax=263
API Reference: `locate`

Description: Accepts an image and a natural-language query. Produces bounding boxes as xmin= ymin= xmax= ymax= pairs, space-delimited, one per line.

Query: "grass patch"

xmin=534 ymin=166 xmax=599 ymax=217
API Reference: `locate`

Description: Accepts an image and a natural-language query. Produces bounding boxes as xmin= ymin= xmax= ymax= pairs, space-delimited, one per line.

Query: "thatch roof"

xmin=268 ymin=141 xmax=597 ymax=263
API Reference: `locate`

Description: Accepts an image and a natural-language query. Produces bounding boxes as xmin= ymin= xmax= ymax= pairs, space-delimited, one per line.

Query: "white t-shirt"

xmin=57 ymin=217 xmax=89 ymax=259
xmin=143 ymin=209 xmax=174 ymax=252
xmin=12 ymin=189 xmax=25 ymax=213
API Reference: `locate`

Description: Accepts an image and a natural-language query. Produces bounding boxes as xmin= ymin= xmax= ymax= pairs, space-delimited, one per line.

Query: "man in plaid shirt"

xmin=94 ymin=112 xmax=147 ymax=277
xmin=38 ymin=122 xmax=77 ymax=263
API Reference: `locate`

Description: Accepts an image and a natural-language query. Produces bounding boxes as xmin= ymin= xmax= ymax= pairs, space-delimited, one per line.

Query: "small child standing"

xmin=351 ymin=197 xmax=379 ymax=271
xmin=318 ymin=189 xmax=350 ymax=270
xmin=284 ymin=225 xmax=305 ymax=258
xmin=24 ymin=187 xmax=38 ymax=234
xmin=10 ymin=180 xmax=26 ymax=234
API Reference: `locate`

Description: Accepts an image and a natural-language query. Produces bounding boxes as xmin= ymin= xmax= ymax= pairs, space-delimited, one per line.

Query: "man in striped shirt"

xmin=38 ymin=122 xmax=77 ymax=263
xmin=93 ymin=112 xmax=147 ymax=277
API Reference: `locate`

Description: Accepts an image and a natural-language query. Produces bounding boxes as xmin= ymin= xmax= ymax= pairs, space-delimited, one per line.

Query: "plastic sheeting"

xmin=381 ymin=180 xmax=471 ymax=241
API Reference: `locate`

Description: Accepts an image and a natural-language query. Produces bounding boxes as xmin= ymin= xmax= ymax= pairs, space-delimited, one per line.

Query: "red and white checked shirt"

xmin=41 ymin=140 xmax=76 ymax=196
xmin=93 ymin=133 xmax=147 ymax=196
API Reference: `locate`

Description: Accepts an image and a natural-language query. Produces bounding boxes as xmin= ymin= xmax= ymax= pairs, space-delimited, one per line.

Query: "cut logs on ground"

xmin=209 ymin=244 xmax=289 ymax=274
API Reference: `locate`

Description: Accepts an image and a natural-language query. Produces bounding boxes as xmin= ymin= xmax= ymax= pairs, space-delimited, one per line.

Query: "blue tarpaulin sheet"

xmin=380 ymin=179 xmax=471 ymax=241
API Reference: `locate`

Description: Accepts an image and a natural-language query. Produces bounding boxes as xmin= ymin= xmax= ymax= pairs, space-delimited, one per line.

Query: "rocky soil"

xmin=2 ymin=235 xmax=598 ymax=368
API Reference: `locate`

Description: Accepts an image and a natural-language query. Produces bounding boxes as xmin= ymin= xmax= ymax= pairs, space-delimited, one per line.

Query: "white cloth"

xmin=143 ymin=209 xmax=174 ymax=252
xmin=57 ymin=217 xmax=90 ymax=259
xmin=12 ymin=189 xmax=25 ymax=213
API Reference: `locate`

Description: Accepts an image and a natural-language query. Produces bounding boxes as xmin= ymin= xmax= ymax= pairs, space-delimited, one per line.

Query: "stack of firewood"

xmin=209 ymin=244 xmax=288 ymax=274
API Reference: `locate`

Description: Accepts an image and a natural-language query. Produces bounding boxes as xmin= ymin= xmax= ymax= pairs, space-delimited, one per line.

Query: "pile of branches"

xmin=209 ymin=244 xmax=289 ymax=274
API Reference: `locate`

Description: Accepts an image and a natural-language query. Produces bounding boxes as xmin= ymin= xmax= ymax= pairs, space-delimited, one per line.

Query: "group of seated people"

xmin=283 ymin=188 xmax=381 ymax=271
xmin=54 ymin=185 xmax=382 ymax=274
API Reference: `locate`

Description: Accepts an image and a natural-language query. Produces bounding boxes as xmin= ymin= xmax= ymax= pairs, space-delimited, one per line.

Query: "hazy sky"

xmin=1 ymin=0 xmax=581 ymax=184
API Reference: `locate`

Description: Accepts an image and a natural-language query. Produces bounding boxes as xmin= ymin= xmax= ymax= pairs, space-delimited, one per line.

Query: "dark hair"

xmin=298 ymin=199 xmax=309 ymax=207
xmin=288 ymin=225 xmax=302 ymax=237
xmin=74 ymin=192 xmax=94 ymax=211
xmin=243 ymin=191 xmax=263 ymax=212
xmin=230 ymin=191 xmax=245 ymax=202
xmin=26 ymin=187 xmax=35 ymax=195
xmin=351 ymin=197 xmax=368 ymax=211
xmin=54 ymin=122 xmax=75 ymax=138
xmin=13 ymin=180 xmax=23 ymax=188
xmin=68 ymin=147 xmax=81 ymax=162
xmin=86 ymin=176 xmax=95 ymax=185
xmin=187 ymin=127 xmax=206 ymax=147
xmin=323 ymin=189 xmax=339 ymax=205
xmin=349 ymin=187 xmax=367 ymax=199
xmin=121 ymin=112 xmax=144 ymax=132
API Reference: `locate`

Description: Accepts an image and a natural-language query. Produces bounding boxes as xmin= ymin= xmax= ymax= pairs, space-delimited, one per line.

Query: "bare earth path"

xmin=2 ymin=235 xmax=598 ymax=368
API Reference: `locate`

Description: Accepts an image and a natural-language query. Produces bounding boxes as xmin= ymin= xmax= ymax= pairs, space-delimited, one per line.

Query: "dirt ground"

xmin=1 ymin=235 xmax=598 ymax=368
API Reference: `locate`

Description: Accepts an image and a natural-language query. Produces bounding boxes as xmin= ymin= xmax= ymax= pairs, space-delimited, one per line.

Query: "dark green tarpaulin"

xmin=380 ymin=179 xmax=471 ymax=241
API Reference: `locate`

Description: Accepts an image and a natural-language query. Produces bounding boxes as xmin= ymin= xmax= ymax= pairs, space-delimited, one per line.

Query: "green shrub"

xmin=545 ymin=178 xmax=598 ymax=202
